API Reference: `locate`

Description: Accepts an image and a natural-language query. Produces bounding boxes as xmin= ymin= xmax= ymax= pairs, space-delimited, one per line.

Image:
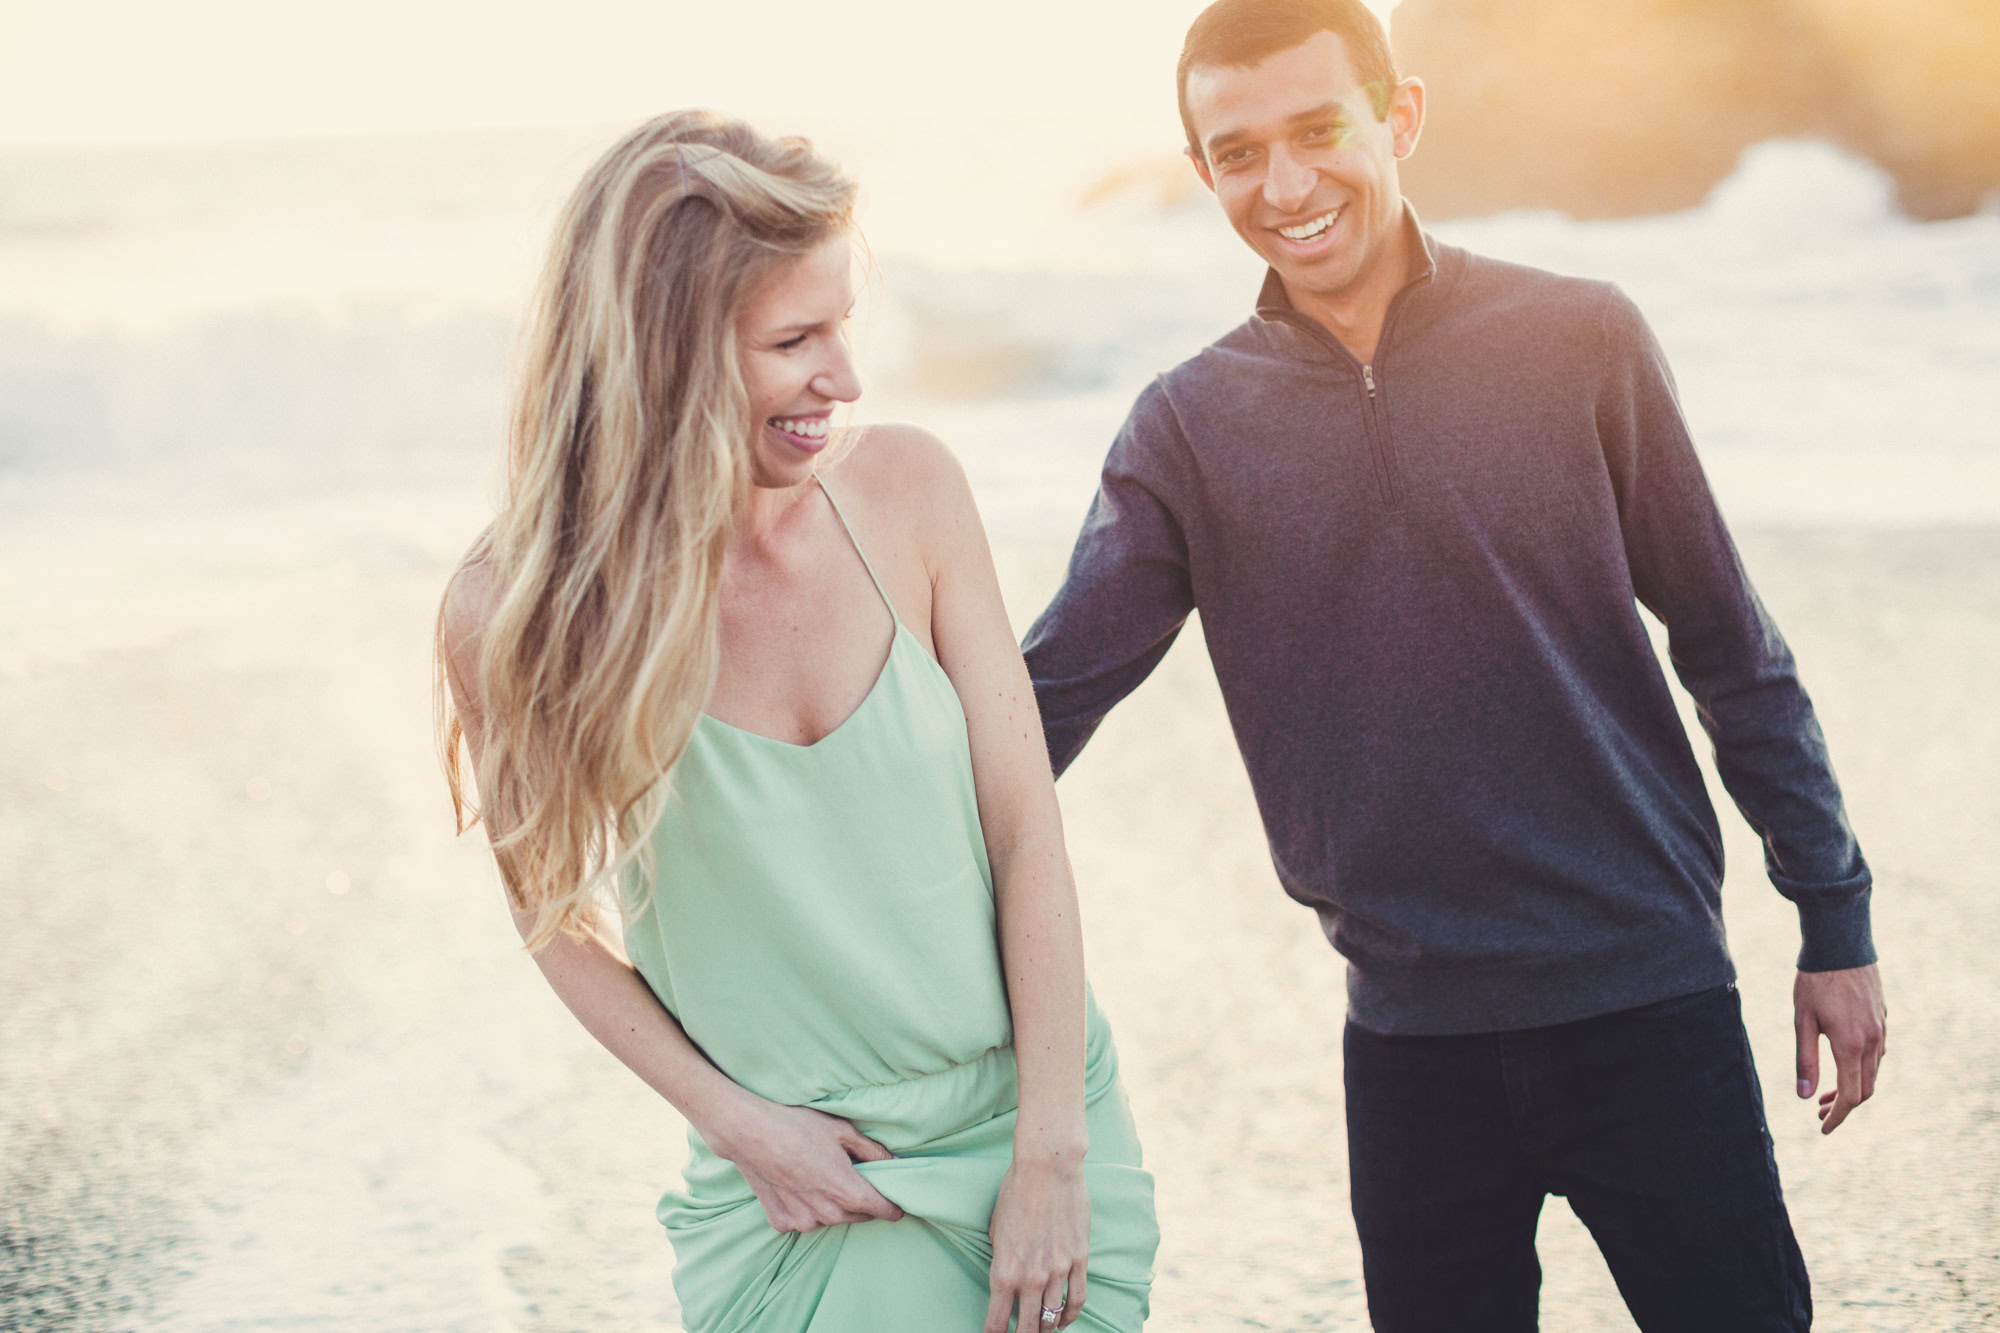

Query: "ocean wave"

xmin=863 ymin=259 xmax=1254 ymax=400
xmin=0 ymin=139 xmax=1991 ymax=530
xmin=0 ymin=309 xmax=512 ymax=486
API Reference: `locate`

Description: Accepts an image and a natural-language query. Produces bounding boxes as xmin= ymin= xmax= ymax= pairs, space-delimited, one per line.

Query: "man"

xmin=1021 ymin=1 xmax=1888 ymax=1328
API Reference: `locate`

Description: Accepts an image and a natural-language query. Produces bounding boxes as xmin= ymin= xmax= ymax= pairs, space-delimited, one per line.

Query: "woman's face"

xmin=735 ymin=233 xmax=861 ymax=489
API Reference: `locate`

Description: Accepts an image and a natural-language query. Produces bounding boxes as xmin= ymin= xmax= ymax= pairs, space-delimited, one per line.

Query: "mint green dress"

xmin=621 ymin=481 xmax=1157 ymax=1332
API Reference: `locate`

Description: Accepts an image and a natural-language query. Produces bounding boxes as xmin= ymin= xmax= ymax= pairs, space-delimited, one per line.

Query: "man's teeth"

xmin=1279 ymin=209 xmax=1340 ymax=241
xmin=771 ymin=417 xmax=830 ymax=438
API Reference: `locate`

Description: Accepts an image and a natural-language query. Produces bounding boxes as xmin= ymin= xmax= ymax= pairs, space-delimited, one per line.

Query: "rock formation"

xmin=1391 ymin=0 xmax=2000 ymax=220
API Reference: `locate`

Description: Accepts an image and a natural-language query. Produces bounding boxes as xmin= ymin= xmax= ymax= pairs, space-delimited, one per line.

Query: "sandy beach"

xmin=3 ymin=460 xmax=1996 ymax=1330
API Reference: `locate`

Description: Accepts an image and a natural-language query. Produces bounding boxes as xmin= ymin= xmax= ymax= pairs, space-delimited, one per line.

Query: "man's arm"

xmin=1023 ymin=380 xmax=1199 ymax=777
xmin=1594 ymin=284 xmax=1886 ymax=1133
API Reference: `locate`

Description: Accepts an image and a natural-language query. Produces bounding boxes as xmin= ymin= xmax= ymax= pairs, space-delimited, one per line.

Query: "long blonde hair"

xmin=437 ymin=110 xmax=857 ymax=951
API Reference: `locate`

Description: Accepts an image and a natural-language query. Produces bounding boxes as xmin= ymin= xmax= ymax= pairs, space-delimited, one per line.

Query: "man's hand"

xmin=1794 ymin=963 xmax=1887 ymax=1134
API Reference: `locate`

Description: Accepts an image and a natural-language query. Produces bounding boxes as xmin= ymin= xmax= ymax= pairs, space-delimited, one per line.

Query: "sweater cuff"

xmin=1779 ymin=872 xmax=1876 ymax=972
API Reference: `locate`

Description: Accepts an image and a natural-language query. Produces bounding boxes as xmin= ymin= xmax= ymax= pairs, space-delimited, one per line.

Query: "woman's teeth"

xmin=1279 ymin=209 xmax=1341 ymax=241
xmin=771 ymin=417 xmax=829 ymax=439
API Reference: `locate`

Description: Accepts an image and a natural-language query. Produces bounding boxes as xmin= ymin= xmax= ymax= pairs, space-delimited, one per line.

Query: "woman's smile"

xmin=767 ymin=413 xmax=834 ymax=454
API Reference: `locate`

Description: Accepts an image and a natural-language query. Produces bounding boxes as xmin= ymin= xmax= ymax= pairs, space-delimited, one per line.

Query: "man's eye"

xmin=1218 ymin=147 xmax=1254 ymax=166
xmin=1303 ymin=123 xmax=1345 ymax=143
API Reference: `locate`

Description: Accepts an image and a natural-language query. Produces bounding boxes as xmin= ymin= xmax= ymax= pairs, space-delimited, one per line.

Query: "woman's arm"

xmin=439 ymin=567 xmax=903 ymax=1233
xmin=888 ymin=432 xmax=1095 ymax=1331
xmin=505 ymin=914 xmax=906 ymax=1233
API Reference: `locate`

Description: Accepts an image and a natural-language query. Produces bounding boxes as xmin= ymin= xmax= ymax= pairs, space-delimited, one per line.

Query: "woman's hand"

xmin=707 ymin=1098 xmax=905 ymax=1234
xmin=984 ymin=1156 xmax=1091 ymax=1332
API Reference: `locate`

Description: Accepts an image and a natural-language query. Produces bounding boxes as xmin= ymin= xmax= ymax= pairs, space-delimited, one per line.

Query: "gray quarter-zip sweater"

xmin=1023 ymin=215 xmax=1874 ymax=1035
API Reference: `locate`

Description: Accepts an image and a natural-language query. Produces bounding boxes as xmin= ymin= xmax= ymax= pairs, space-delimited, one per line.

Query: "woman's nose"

xmin=811 ymin=334 xmax=862 ymax=403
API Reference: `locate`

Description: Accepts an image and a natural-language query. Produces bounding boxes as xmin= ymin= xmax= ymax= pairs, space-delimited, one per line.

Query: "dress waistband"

xmin=799 ymin=1043 xmax=1022 ymax=1153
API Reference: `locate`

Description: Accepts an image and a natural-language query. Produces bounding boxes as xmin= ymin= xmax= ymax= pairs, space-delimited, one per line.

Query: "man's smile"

xmin=1267 ymin=205 xmax=1345 ymax=257
xmin=1276 ymin=207 xmax=1341 ymax=241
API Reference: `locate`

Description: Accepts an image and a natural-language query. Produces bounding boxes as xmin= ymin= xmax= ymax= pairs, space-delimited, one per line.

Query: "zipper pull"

xmin=1362 ymin=365 xmax=1377 ymax=398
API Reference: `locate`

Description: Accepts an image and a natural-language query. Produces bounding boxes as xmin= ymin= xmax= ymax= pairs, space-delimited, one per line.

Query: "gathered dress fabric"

xmin=621 ymin=481 xmax=1157 ymax=1331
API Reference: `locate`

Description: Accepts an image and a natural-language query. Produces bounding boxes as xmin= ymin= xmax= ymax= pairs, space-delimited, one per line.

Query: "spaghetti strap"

xmin=814 ymin=474 xmax=897 ymax=620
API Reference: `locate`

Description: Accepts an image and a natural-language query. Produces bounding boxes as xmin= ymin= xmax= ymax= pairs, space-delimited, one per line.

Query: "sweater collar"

xmin=1253 ymin=201 xmax=1441 ymax=326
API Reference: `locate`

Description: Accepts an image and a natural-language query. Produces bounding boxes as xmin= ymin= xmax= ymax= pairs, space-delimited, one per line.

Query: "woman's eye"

xmin=775 ymin=334 xmax=807 ymax=351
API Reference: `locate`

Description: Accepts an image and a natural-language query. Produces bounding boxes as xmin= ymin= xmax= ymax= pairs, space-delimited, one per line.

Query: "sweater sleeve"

xmin=1595 ymin=284 xmax=1875 ymax=972
xmin=1022 ymin=379 xmax=1198 ymax=778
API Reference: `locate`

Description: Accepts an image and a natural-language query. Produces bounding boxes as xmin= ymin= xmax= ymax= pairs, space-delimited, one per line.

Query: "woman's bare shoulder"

xmin=825 ymin=422 xmax=977 ymax=528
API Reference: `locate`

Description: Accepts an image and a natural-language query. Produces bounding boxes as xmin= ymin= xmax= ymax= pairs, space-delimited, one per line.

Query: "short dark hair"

xmin=1177 ymin=0 xmax=1401 ymax=159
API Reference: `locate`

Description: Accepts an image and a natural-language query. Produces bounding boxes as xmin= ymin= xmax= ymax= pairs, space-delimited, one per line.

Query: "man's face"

xmin=1184 ymin=29 xmax=1423 ymax=311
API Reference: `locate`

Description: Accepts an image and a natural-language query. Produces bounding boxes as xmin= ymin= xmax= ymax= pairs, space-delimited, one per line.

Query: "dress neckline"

xmin=698 ymin=476 xmax=907 ymax=752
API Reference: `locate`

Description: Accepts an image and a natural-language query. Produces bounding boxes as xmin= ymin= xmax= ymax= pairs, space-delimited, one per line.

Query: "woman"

xmin=435 ymin=111 xmax=1157 ymax=1332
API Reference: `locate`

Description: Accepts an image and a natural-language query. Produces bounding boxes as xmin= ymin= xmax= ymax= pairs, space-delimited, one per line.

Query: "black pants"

xmin=1344 ymin=985 xmax=1811 ymax=1332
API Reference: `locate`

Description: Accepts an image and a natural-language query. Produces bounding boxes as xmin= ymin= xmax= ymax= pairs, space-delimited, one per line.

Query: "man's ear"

xmin=1389 ymin=76 xmax=1425 ymax=160
xmin=1187 ymin=146 xmax=1216 ymax=194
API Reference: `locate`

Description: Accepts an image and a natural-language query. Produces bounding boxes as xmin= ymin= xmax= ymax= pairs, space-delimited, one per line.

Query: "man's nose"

xmin=1262 ymin=145 xmax=1315 ymax=213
